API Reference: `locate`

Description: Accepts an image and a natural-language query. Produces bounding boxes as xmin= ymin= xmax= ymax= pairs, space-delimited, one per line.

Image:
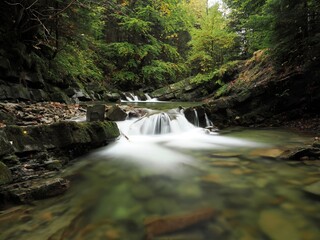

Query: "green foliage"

xmin=49 ymin=41 xmax=103 ymax=82
xmin=142 ymin=60 xmax=187 ymax=85
xmin=188 ymin=5 xmax=237 ymax=73
xmin=118 ymin=15 xmax=152 ymax=35
xmin=102 ymin=0 xmax=192 ymax=90
xmin=224 ymin=0 xmax=272 ymax=56
xmin=190 ymin=60 xmax=240 ymax=91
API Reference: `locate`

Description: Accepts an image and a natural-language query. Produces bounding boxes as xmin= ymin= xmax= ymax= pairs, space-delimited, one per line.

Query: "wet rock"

xmin=0 ymin=135 xmax=14 ymax=156
xmin=5 ymin=177 xmax=69 ymax=203
xmin=86 ymin=104 xmax=105 ymax=122
xmin=250 ymin=148 xmax=285 ymax=159
xmin=4 ymin=121 xmax=119 ymax=155
xmin=304 ymin=181 xmax=320 ymax=199
xmin=281 ymin=147 xmax=320 ymax=161
xmin=106 ymin=105 xmax=127 ymax=121
xmin=144 ymin=208 xmax=215 ymax=240
xmin=184 ymin=108 xmax=197 ymax=126
xmin=0 ymin=162 xmax=13 ymax=185
xmin=104 ymin=92 xmax=121 ymax=102
xmin=211 ymin=160 xmax=239 ymax=167
xmin=258 ymin=209 xmax=300 ymax=240
xmin=72 ymin=89 xmax=92 ymax=101
xmin=44 ymin=160 xmax=63 ymax=171
xmin=131 ymin=184 xmax=154 ymax=200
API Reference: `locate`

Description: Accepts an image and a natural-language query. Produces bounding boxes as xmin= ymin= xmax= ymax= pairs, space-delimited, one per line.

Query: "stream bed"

xmin=0 ymin=105 xmax=320 ymax=240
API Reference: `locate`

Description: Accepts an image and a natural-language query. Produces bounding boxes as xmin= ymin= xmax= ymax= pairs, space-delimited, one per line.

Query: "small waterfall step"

xmin=121 ymin=92 xmax=158 ymax=102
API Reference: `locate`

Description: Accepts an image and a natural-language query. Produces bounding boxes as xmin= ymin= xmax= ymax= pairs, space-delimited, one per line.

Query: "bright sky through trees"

xmin=208 ymin=0 xmax=222 ymax=7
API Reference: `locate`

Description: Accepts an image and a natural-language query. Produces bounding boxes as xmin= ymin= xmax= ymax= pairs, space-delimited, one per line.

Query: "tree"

xmin=188 ymin=4 xmax=237 ymax=74
xmin=102 ymin=0 xmax=192 ymax=90
xmin=223 ymin=0 xmax=272 ymax=57
xmin=268 ymin=0 xmax=320 ymax=69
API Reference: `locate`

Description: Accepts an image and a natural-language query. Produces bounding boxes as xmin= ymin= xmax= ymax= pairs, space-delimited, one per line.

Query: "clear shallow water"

xmin=1 ymin=109 xmax=320 ymax=240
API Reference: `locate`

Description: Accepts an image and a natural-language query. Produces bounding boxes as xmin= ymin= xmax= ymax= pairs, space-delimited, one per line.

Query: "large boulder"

xmin=106 ymin=105 xmax=127 ymax=121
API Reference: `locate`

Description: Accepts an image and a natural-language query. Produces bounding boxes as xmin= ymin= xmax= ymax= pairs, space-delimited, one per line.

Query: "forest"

xmin=0 ymin=0 xmax=319 ymax=93
xmin=1 ymin=1 xmax=320 ymax=240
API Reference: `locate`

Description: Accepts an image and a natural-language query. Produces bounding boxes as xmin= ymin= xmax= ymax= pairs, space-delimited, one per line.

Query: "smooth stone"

xmin=250 ymin=148 xmax=284 ymax=158
xmin=176 ymin=184 xmax=202 ymax=199
xmin=304 ymin=181 xmax=320 ymax=197
xmin=131 ymin=184 xmax=154 ymax=200
xmin=211 ymin=160 xmax=239 ymax=167
xmin=258 ymin=209 xmax=300 ymax=240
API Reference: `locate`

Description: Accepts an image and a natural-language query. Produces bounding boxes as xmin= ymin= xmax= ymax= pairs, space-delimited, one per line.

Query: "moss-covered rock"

xmin=4 ymin=121 xmax=120 ymax=155
xmin=0 ymin=162 xmax=12 ymax=185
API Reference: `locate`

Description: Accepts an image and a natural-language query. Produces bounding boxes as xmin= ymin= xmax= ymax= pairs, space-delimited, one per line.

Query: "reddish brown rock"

xmin=144 ymin=208 xmax=215 ymax=240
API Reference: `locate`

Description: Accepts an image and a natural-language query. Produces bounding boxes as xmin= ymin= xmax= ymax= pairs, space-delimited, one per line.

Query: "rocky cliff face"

xmin=165 ymin=51 xmax=320 ymax=130
xmin=0 ymin=42 xmax=122 ymax=103
xmin=200 ymin=52 xmax=320 ymax=129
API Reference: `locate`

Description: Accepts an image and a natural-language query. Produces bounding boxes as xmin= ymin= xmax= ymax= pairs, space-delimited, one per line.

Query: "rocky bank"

xmin=0 ymin=102 xmax=120 ymax=207
xmin=153 ymin=51 xmax=320 ymax=133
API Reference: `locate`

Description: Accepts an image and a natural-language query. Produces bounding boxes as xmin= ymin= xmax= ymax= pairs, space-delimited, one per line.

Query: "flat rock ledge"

xmin=0 ymin=121 xmax=120 ymax=206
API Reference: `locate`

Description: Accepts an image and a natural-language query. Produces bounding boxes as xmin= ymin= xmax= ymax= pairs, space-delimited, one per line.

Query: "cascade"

xmin=145 ymin=93 xmax=152 ymax=100
xmin=127 ymin=109 xmax=195 ymax=135
xmin=122 ymin=93 xmax=158 ymax=102
xmin=193 ymin=109 xmax=200 ymax=127
xmin=205 ymin=113 xmax=213 ymax=127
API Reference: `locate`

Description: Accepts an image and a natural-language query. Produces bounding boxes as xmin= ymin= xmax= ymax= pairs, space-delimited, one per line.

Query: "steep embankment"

xmin=201 ymin=51 xmax=320 ymax=131
xmin=158 ymin=50 xmax=319 ymax=131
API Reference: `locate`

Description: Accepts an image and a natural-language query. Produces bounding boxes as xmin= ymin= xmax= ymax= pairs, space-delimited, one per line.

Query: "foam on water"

xmin=93 ymin=109 xmax=267 ymax=173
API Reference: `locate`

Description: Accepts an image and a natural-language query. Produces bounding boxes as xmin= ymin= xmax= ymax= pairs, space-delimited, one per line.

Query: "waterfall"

xmin=193 ymin=109 xmax=200 ymax=127
xmin=145 ymin=93 xmax=152 ymax=100
xmin=130 ymin=93 xmax=139 ymax=101
xmin=125 ymin=109 xmax=195 ymax=135
xmin=205 ymin=113 xmax=213 ymax=127
xmin=122 ymin=93 xmax=158 ymax=102
xmin=141 ymin=113 xmax=171 ymax=135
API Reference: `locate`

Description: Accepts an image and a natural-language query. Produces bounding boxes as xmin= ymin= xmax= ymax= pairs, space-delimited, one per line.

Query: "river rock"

xmin=3 ymin=121 xmax=119 ymax=155
xmin=106 ymin=105 xmax=127 ymax=121
xmin=86 ymin=104 xmax=105 ymax=121
xmin=281 ymin=147 xmax=320 ymax=161
xmin=304 ymin=181 xmax=320 ymax=198
xmin=250 ymin=148 xmax=284 ymax=158
xmin=4 ymin=177 xmax=70 ymax=203
xmin=258 ymin=209 xmax=300 ymax=240
xmin=0 ymin=162 xmax=13 ymax=185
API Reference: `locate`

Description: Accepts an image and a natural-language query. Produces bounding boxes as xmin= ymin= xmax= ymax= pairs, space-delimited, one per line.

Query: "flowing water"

xmin=1 ymin=105 xmax=320 ymax=240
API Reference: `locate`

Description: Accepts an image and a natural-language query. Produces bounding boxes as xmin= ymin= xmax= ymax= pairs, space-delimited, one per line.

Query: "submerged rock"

xmin=258 ymin=209 xmax=300 ymax=240
xmin=304 ymin=181 xmax=320 ymax=198
xmin=281 ymin=147 xmax=320 ymax=161
xmin=144 ymin=208 xmax=215 ymax=240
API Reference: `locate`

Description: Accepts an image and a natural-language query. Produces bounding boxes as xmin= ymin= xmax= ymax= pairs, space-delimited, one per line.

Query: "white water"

xmin=94 ymin=109 xmax=266 ymax=174
xmin=193 ymin=109 xmax=200 ymax=127
xmin=205 ymin=112 xmax=214 ymax=127
xmin=121 ymin=92 xmax=159 ymax=102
